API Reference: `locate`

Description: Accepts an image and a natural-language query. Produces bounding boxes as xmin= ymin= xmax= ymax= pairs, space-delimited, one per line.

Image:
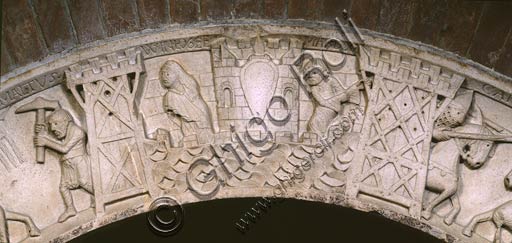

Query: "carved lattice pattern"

xmin=66 ymin=50 xmax=155 ymax=214
xmin=352 ymin=76 xmax=437 ymax=216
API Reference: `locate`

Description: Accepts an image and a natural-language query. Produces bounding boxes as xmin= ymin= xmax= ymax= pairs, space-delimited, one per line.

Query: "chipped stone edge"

xmin=37 ymin=188 xmax=473 ymax=243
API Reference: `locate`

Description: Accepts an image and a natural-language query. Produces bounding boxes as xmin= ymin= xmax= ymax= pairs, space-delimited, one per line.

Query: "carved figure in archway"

xmin=159 ymin=60 xmax=213 ymax=145
xmin=423 ymin=93 xmax=497 ymax=225
xmin=34 ymin=109 xmax=94 ymax=223
xmin=299 ymin=55 xmax=359 ymax=136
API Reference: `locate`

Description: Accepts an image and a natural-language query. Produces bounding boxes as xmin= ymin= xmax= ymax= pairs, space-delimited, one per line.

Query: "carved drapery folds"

xmin=1 ymin=25 xmax=512 ymax=242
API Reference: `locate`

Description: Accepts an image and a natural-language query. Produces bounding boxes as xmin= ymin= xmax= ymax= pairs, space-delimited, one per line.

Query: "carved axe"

xmin=15 ymin=97 xmax=60 ymax=163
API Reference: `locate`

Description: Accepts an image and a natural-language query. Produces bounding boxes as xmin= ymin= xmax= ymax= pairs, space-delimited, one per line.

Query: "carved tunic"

xmin=45 ymin=123 xmax=91 ymax=189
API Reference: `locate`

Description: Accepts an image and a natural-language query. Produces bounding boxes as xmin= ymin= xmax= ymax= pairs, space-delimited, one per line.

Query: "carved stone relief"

xmin=1 ymin=23 xmax=512 ymax=242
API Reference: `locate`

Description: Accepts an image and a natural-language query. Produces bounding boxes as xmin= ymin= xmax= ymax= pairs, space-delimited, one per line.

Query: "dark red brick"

xmin=406 ymin=0 xmax=450 ymax=45
xmin=234 ymin=0 xmax=263 ymax=19
xmin=494 ymin=31 xmax=512 ymax=78
xmin=351 ymin=0 xmax=380 ymax=30
xmin=263 ymin=0 xmax=285 ymax=19
xmin=320 ymin=0 xmax=351 ymax=23
xmin=33 ymin=0 xmax=76 ymax=52
xmin=287 ymin=0 xmax=320 ymax=20
xmin=99 ymin=0 xmax=141 ymax=37
xmin=200 ymin=0 xmax=233 ymax=20
xmin=376 ymin=0 xmax=419 ymax=38
xmin=2 ymin=0 xmax=47 ymax=66
xmin=1 ymin=39 xmax=15 ymax=76
xmin=467 ymin=3 xmax=512 ymax=68
xmin=434 ymin=0 xmax=482 ymax=56
xmin=170 ymin=0 xmax=200 ymax=23
xmin=67 ymin=0 xmax=106 ymax=44
xmin=137 ymin=0 xmax=169 ymax=28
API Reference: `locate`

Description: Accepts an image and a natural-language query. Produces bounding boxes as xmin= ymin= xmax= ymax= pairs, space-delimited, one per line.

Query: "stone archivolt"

xmin=1 ymin=24 xmax=512 ymax=243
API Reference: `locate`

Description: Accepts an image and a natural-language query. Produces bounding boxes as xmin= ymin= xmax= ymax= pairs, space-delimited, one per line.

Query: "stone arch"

xmin=220 ymin=81 xmax=235 ymax=108
xmin=1 ymin=18 xmax=511 ymax=243
xmin=282 ymin=84 xmax=297 ymax=109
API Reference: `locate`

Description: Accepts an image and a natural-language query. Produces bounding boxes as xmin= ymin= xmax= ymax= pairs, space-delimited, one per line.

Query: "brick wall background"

xmin=1 ymin=0 xmax=512 ymax=78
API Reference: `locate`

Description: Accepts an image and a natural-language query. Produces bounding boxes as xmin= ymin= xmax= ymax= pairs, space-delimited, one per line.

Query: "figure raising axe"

xmin=15 ymin=97 xmax=60 ymax=163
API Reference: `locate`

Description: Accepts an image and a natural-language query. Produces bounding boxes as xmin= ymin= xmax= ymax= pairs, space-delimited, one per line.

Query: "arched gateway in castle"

xmin=1 ymin=12 xmax=512 ymax=243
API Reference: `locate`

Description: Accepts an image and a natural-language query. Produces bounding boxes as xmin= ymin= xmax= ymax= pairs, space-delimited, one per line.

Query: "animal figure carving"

xmin=423 ymin=123 xmax=496 ymax=225
xmin=462 ymin=171 xmax=512 ymax=243
xmin=463 ymin=200 xmax=512 ymax=243
xmin=423 ymin=92 xmax=498 ymax=225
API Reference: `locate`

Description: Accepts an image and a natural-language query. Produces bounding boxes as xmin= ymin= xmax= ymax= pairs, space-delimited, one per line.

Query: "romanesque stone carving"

xmin=422 ymin=92 xmax=500 ymax=225
xmin=15 ymin=97 xmax=60 ymax=163
xmin=160 ymin=60 xmax=214 ymax=147
xmin=35 ymin=108 xmax=94 ymax=223
xmin=461 ymin=162 xmax=512 ymax=242
xmin=14 ymin=97 xmax=95 ymax=223
xmin=0 ymin=107 xmax=25 ymax=173
xmin=463 ymin=200 xmax=512 ymax=243
xmin=0 ymin=206 xmax=40 ymax=243
xmin=294 ymin=52 xmax=361 ymax=136
xmin=2 ymin=24 xmax=512 ymax=243
xmin=65 ymin=48 xmax=158 ymax=216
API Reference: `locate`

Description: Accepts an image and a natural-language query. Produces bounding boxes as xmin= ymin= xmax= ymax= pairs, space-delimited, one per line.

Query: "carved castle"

xmin=209 ymin=35 xmax=305 ymax=144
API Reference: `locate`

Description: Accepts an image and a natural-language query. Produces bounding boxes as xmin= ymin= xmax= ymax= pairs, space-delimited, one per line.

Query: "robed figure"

xmin=159 ymin=60 xmax=213 ymax=143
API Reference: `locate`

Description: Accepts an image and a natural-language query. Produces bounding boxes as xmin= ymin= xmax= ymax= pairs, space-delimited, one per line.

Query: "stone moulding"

xmin=1 ymin=22 xmax=512 ymax=243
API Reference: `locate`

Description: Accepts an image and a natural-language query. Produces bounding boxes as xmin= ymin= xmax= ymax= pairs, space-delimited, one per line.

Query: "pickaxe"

xmin=15 ymin=97 xmax=60 ymax=163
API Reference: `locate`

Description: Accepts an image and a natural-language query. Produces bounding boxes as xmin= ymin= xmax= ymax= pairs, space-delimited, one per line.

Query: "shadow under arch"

xmin=20 ymin=188 xmax=470 ymax=243
xmin=69 ymin=197 xmax=440 ymax=243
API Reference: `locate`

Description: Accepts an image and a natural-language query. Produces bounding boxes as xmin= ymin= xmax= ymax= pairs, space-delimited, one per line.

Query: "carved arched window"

xmin=284 ymin=88 xmax=294 ymax=108
xmin=224 ymin=87 xmax=233 ymax=107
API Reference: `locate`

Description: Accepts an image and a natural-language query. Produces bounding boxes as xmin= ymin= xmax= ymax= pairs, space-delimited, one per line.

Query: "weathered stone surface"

xmin=67 ymin=0 xmax=107 ymax=44
xmin=1 ymin=23 xmax=512 ymax=243
xmin=32 ymin=0 xmax=76 ymax=52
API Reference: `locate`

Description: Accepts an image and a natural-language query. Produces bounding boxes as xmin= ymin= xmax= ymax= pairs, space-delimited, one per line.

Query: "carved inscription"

xmin=0 ymin=71 xmax=64 ymax=109
xmin=139 ymin=36 xmax=218 ymax=59
xmin=464 ymin=79 xmax=512 ymax=107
